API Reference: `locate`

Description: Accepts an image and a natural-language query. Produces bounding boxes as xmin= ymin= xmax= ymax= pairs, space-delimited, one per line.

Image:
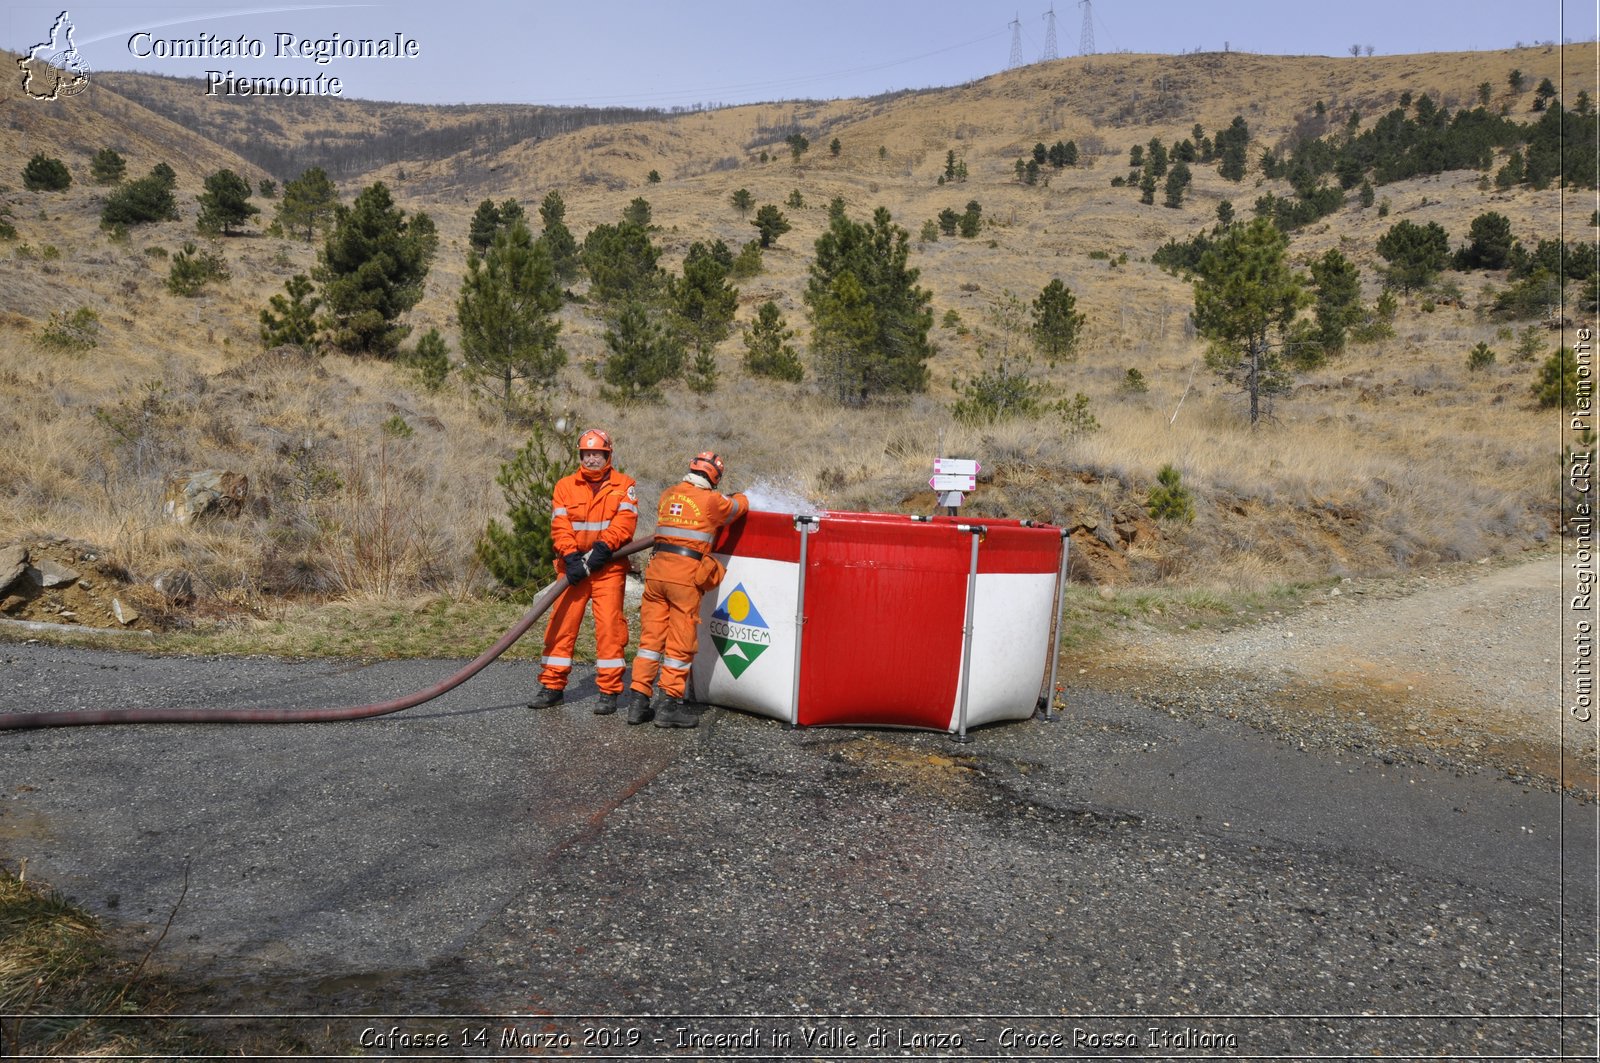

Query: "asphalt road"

xmin=1 ymin=640 xmax=1596 ymax=1060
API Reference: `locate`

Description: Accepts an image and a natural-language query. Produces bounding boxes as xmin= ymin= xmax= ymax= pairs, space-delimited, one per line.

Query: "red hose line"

xmin=0 ymin=537 xmax=655 ymax=730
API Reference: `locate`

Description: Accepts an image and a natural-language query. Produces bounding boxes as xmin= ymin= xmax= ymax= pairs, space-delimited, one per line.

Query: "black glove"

xmin=587 ymin=541 xmax=613 ymax=570
xmin=563 ymin=552 xmax=589 ymax=583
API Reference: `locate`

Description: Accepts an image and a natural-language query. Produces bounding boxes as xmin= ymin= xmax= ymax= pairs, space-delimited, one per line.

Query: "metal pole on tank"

xmin=789 ymin=515 xmax=818 ymax=729
xmin=1040 ymin=528 xmax=1070 ymax=723
xmin=953 ymin=524 xmax=985 ymax=743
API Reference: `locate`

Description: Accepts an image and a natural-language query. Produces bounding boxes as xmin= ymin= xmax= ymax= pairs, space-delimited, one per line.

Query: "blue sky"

xmin=6 ymin=1 xmax=1595 ymax=107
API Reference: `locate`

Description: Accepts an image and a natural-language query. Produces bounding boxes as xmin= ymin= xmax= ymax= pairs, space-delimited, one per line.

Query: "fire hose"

xmin=0 ymin=537 xmax=656 ymax=731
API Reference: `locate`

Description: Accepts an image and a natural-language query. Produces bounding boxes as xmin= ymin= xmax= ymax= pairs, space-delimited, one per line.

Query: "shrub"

xmin=36 ymin=306 xmax=100 ymax=351
xmin=404 ymin=327 xmax=451 ymax=390
xmin=165 ymin=241 xmax=229 ymax=296
xmin=1533 ymin=346 xmax=1577 ymax=408
xmin=1056 ymin=392 xmax=1100 ymax=434
xmin=951 ymin=361 xmax=1043 ymax=424
xmin=1147 ymin=464 xmax=1195 ymax=522
xmin=1489 ymin=271 xmax=1562 ymax=321
xmin=685 ymin=350 xmax=720 ymax=394
xmin=742 ymin=300 xmax=803 ymax=382
xmin=89 ymin=148 xmax=126 ymax=185
xmin=729 ymin=239 xmax=763 ymax=279
xmin=102 ymin=166 xmax=179 ymax=226
xmin=1122 ymin=367 xmax=1149 ymax=393
xmin=22 ymin=154 xmax=70 ymax=191
xmin=1467 ymin=342 xmax=1496 ymax=371
xmin=381 ymin=415 xmax=414 ymax=439
xmin=476 ymin=421 xmax=577 ymax=593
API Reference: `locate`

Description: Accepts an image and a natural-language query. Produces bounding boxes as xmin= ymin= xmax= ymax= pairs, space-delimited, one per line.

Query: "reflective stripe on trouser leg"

xmin=657 ymin=581 xmax=703 ymax=699
xmin=589 ymin=566 xmax=630 ymax=695
xmin=538 ymin=580 xmax=593 ymax=690
xmin=631 ymin=582 xmax=669 ymax=695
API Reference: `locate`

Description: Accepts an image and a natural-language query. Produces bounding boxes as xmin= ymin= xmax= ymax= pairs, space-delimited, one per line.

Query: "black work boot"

xmin=624 ymin=689 xmax=654 ymax=725
xmin=653 ymin=696 xmax=698 ymax=729
xmin=527 ymin=686 xmax=564 ymax=709
xmin=594 ymin=692 xmax=618 ymax=715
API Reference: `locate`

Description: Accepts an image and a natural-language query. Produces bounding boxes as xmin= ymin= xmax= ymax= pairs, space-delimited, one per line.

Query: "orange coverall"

xmin=539 ymin=464 xmax=639 ymax=695
xmin=629 ymin=479 xmax=749 ymax=701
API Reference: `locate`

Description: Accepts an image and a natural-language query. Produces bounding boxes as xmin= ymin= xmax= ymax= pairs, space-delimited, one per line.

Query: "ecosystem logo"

xmin=18 ymin=10 xmax=91 ymax=100
xmin=709 ymin=583 xmax=772 ymax=679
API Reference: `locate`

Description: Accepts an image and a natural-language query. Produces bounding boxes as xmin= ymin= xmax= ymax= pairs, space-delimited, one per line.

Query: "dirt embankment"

xmin=1080 ymin=554 xmax=1593 ymax=793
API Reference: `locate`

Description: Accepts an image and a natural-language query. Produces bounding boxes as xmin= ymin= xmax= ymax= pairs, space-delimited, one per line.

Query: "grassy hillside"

xmin=0 ymin=45 xmax=1592 ymax=635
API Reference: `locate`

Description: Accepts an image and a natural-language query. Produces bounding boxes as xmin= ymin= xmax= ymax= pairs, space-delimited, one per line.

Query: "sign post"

xmin=930 ymin=459 xmax=980 ymax=514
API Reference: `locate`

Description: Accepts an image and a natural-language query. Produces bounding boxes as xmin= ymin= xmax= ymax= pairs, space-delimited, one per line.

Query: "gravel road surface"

xmin=0 ymin=554 xmax=1595 ymax=1059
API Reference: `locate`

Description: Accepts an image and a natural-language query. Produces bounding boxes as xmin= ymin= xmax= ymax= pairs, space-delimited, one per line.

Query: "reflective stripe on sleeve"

xmin=570 ymin=520 xmax=612 ymax=532
xmin=618 ymin=502 xmax=639 ymax=514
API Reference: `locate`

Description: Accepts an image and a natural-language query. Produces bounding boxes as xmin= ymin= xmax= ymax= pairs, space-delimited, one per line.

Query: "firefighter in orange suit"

xmin=624 ymin=451 xmax=749 ymax=728
xmin=527 ymin=428 xmax=639 ymax=714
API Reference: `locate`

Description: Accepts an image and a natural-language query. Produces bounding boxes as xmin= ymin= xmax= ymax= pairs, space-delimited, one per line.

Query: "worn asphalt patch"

xmin=1 ymin=641 xmax=1596 ymax=1058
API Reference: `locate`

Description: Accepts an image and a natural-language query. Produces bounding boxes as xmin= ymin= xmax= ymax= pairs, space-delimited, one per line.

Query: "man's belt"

xmin=652 ymin=541 xmax=704 ymax=560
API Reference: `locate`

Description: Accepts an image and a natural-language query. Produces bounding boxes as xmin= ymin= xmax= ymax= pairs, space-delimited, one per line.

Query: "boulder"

xmin=0 ymin=544 xmax=26 ymax=596
xmin=34 ymin=558 xmax=80 ymax=587
xmin=153 ymin=570 xmax=196 ymax=605
xmin=162 ymin=470 xmax=249 ymax=525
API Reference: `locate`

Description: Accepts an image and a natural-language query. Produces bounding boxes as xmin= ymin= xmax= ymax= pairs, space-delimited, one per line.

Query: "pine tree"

xmin=602 ymin=302 xmax=684 ymax=402
xmin=959 ymin=200 xmax=982 ymax=238
xmin=1376 ymin=219 xmax=1451 ymax=290
xmin=582 ymin=221 xmax=661 ymax=306
xmin=468 ymin=199 xmax=502 ymax=253
xmin=315 ymin=182 xmax=431 ymax=357
xmin=669 ymin=241 xmax=739 ymax=359
xmin=89 ymin=148 xmax=125 ymax=184
xmin=405 ymin=327 xmax=451 ymax=390
xmin=476 ymin=421 xmax=577 ymax=592
xmin=623 ymin=197 xmax=652 ymax=228
xmin=1308 ymin=249 xmax=1362 ymax=360
xmin=1456 ymin=211 xmax=1514 ymax=270
xmin=458 ymin=219 xmax=565 ymax=410
xmin=259 ymin=273 xmax=321 ymax=350
xmin=752 ymin=204 xmax=791 ymax=248
xmin=196 ymin=169 xmax=259 ymax=235
xmin=1031 ymin=279 xmax=1087 ymax=363
xmin=743 ymin=300 xmax=803 ymax=382
xmin=1193 ymin=217 xmax=1307 ymax=426
xmin=804 ymin=206 xmax=933 ymax=404
xmin=277 ymin=167 xmax=339 ymax=240
xmin=1215 ymin=116 xmax=1251 ymax=181
xmin=100 ymin=164 xmax=178 ymax=226
xmin=537 ymin=190 xmax=579 ymax=283
xmin=22 ymin=154 xmax=70 ymax=191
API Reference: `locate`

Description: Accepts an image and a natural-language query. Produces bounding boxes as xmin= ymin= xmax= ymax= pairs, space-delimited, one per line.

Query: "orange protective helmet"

xmin=577 ymin=428 xmax=612 ymax=455
xmin=688 ymin=451 xmax=724 ymax=487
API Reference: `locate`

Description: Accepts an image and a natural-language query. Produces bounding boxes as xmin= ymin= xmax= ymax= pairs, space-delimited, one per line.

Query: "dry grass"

xmin=0 ymin=45 xmax=1589 ymax=635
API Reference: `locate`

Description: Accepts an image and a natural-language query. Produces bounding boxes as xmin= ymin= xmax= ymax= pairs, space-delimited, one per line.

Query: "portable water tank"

xmin=688 ymin=510 xmax=1069 ymax=734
